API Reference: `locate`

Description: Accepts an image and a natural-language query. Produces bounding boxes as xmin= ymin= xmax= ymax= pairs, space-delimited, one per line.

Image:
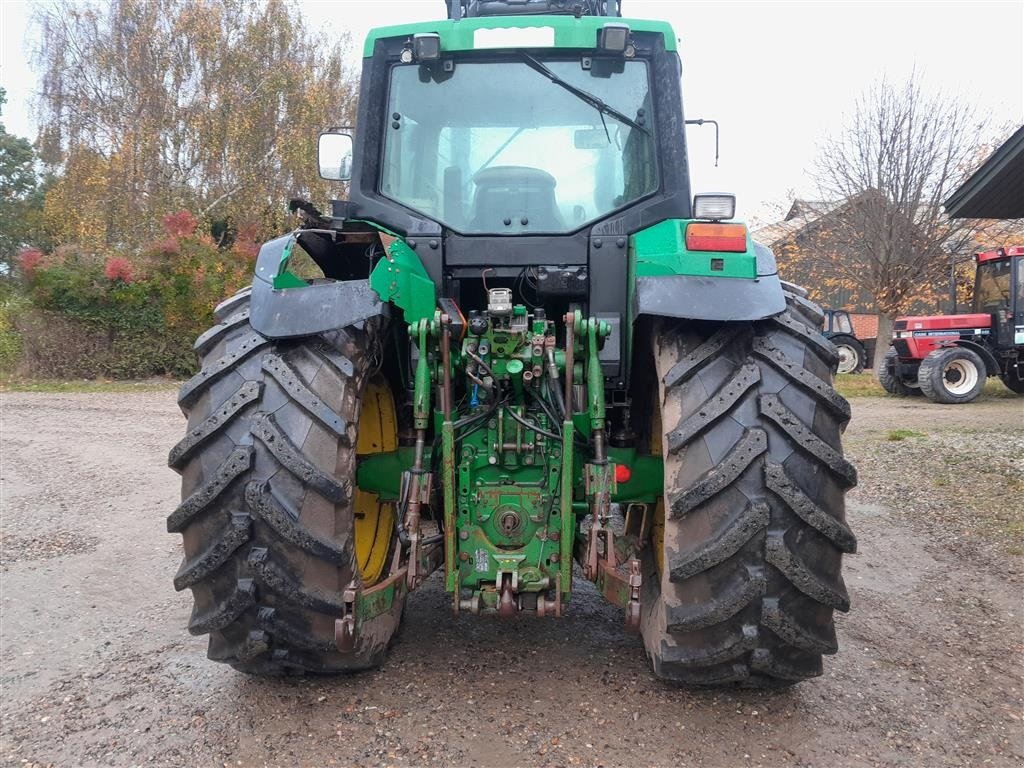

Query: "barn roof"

xmin=944 ymin=125 xmax=1024 ymax=219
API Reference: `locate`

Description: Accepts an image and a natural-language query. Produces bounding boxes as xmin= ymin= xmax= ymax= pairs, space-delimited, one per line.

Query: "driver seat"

xmin=469 ymin=166 xmax=564 ymax=232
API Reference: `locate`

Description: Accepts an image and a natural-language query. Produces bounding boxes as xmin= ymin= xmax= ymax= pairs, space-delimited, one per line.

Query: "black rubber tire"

xmin=878 ymin=348 xmax=922 ymax=397
xmin=168 ymin=290 xmax=404 ymax=674
xmin=830 ymin=334 xmax=865 ymax=375
xmin=918 ymin=346 xmax=986 ymax=404
xmin=999 ymin=366 xmax=1024 ymax=394
xmin=641 ymin=288 xmax=857 ymax=687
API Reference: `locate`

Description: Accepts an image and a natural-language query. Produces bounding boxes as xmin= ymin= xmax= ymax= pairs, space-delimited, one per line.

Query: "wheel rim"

xmin=354 ymin=378 xmax=398 ymax=585
xmin=942 ymin=358 xmax=979 ymax=396
xmin=836 ymin=343 xmax=858 ymax=374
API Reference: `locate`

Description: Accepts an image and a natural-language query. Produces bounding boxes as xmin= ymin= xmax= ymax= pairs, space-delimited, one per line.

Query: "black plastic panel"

xmin=633 ymin=274 xmax=786 ymax=323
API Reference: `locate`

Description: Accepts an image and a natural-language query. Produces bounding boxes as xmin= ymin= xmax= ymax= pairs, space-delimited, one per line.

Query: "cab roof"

xmin=977 ymin=246 xmax=1024 ymax=263
xmin=362 ymin=15 xmax=677 ymax=57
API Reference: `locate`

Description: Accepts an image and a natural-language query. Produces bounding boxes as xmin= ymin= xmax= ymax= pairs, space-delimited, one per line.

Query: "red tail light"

xmin=685 ymin=222 xmax=748 ymax=252
xmin=614 ymin=464 xmax=632 ymax=483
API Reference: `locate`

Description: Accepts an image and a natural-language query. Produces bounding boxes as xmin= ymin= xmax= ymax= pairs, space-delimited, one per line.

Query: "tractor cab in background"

xmin=882 ymin=246 xmax=1024 ymax=403
xmin=974 ymin=247 xmax=1024 ymax=349
xmin=822 ymin=309 xmax=869 ymax=374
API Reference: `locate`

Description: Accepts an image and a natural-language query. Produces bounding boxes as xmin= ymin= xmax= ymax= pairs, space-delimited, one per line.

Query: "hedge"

xmin=3 ymin=212 xmax=256 ymax=380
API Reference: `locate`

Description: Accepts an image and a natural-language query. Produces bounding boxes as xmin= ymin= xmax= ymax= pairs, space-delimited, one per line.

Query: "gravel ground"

xmin=1 ymin=390 xmax=1021 ymax=767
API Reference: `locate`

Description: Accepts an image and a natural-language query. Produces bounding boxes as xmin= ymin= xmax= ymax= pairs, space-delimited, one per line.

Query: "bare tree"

xmin=783 ymin=76 xmax=990 ymax=373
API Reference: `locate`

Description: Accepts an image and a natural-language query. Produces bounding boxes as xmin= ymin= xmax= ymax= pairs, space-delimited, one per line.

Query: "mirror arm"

xmin=685 ymin=118 xmax=720 ymax=167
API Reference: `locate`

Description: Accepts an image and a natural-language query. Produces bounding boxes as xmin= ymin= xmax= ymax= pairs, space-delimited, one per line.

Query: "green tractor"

xmin=169 ymin=0 xmax=857 ymax=687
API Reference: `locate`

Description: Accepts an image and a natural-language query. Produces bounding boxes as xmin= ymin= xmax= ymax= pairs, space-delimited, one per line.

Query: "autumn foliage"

xmin=32 ymin=0 xmax=355 ymax=251
xmin=10 ymin=211 xmax=254 ymax=377
xmin=1 ymin=0 xmax=358 ymax=378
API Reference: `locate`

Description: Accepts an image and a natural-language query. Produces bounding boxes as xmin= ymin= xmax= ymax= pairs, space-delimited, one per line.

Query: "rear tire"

xmin=918 ymin=347 xmax=985 ymax=404
xmin=169 ymin=295 xmax=405 ymax=674
xmin=1000 ymin=365 xmax=1024 ymax=394
xmin=831 ymin=335 xmax=865 ymax=375
xmin=878 ymin=348 xmax=921 ymax=396
xmin=641 ymin=289 xmax=857 ymax=687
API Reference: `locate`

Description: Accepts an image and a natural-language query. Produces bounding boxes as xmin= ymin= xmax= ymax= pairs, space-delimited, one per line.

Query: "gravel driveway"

xmin=1 ymin=390 xmax=1021 ymax=767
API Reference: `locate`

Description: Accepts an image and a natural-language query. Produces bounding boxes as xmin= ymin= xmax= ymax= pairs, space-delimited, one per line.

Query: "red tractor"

xmin=881 ymin=246 xmax=1024 ymax=403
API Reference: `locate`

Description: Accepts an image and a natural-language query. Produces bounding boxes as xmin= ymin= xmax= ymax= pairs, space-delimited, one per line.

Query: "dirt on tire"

xmin=1 ymin=389 xmax=1021 ymax=767
xmin=170 ymin=296 xmax=403 ymax=674
xmin=642 ymin=290 xmax=856 ymax=687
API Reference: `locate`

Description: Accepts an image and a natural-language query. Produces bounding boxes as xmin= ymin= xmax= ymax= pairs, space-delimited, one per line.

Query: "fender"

xmin=950 ymin=339 xmax=1001 ymax=376
xmin=249 ymin=233 xmax=387 ymax=339
xmin=631 ymin=222 xmax=785 ymax=322
xmin=828 ymin=333 xmax=862 ymax=347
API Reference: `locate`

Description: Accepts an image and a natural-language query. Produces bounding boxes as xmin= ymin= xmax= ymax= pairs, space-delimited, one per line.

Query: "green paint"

xmin=363 ymin=15 xmax=677 ymax=58
xmin=368 ymin=239 xmax=437 ymax=323
xmin=442 ymin=419 xmax=457 ymax=592
xmin=356 ymin=578 xmax=406 ymax=623
xmin=395 ymin=303 xmax=669 ymax=613
xmin=454 ymin=405 xmax=565 ymax=594
xmin=356 ymin=448 xmax=418 ymax=499
xmin=270 ymin=236 xmax=311 ymax=289
xmin=596 ymin=565 xmax=630 ymax=607
xmin=411 ymin=320 xmax=434 ymax=429
xmin=559 ymin=419 xmax=575 ymax=599
xmin=583 ymin=317 xmax=608 ymax=430
xmin=607 ymin=449 xmax=662 ymax=502
xmin=631 ymin=219 xmax=758 ymax=279
xmin=440 ymin=303 xmax=578 ymax=605
xmin=272 ymin=271 xmax=307 ymax=289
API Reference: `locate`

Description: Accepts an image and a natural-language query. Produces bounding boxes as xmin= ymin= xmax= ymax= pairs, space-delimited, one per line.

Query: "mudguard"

xmin=249 ymin=233 xmax=386 ymax=339
xmin=632 ymin=235 xmax=786 ymax=323
xmin=950 ymin=339 xmax=1001 ymax=376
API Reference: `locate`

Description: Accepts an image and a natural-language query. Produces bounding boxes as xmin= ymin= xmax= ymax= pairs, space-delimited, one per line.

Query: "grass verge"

xmin=887 ymin=429 xmax=925 ymax=441
xmin=836 ymin=372 xmax=1017 ymax=399
xmin=1 ymin=378 xmax=181 ymax=393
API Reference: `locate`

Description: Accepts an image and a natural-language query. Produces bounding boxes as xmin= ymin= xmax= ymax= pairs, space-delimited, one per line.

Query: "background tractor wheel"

xmin=999 ymin=367 xmax=1024 ymax=394
xmin=918 ymin=347 xmax=986 ymax=404
xmin=169 ymin=295 xmax=405 ymax=674
xmin=878 ymin=348 xmax=922 ymax=397
xmin=830 ymin=334 xmax=866 ymax=375
xmin=640 ymin=289 xmax=857 ymax=687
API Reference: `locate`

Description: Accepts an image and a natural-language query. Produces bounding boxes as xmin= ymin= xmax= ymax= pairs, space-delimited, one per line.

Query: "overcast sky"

xmin=2 ymin=0 xmax=1022 ymax=221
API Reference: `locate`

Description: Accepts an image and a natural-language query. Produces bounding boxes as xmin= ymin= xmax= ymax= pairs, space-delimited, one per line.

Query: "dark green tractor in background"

xmin=823 ymin=309 xmax=871 ymax=374
xmin=169 ymin=0 xmax=856 ymax=687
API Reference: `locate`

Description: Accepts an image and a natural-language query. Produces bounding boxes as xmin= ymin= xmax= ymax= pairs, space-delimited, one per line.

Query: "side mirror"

xmin=318 ymin=132 xmax=354 ymax=181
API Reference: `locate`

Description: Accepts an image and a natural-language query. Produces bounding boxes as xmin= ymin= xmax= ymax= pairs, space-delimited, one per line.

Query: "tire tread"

xmin=643 ymin=287 xmax=855 ymax=687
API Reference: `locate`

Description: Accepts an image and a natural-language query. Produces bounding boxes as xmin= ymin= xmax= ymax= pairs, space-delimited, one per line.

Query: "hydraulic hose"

xmin=545 ymin=347 xmax=567 ymax=418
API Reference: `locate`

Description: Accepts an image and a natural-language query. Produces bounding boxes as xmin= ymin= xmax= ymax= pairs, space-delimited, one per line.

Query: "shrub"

xmin=9 ymin=211 xmax=255 ymax=379
xmin=0 ymin=287 xmax=29 ymax=375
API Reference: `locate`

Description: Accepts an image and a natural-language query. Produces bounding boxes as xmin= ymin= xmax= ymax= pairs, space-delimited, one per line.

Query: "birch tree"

xmin=33 ymin=0 xmax=357 ymax=251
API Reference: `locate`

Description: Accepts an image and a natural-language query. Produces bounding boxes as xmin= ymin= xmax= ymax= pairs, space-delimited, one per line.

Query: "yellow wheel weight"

xmin=354 ymin=378 xmax=399 ymax=585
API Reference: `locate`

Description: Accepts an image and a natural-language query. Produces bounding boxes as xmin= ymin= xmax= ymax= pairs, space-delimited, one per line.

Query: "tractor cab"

xmin=822 ymin=309 xmax=868 ymax=374
xmin=973 ymin=246 xmax=1024 ymax=349
xmin=823 ymin=309 xmax=853 ymax=336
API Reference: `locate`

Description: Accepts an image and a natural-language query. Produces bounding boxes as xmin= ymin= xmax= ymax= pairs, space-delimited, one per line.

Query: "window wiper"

xmin=520 ymin=53 xmax=649 ymax=136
